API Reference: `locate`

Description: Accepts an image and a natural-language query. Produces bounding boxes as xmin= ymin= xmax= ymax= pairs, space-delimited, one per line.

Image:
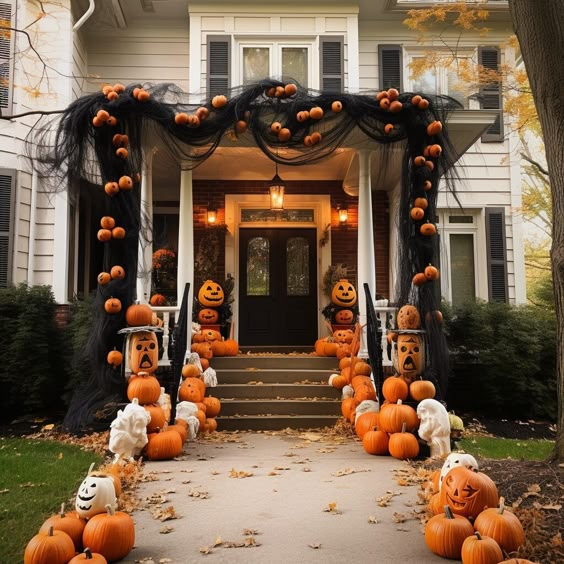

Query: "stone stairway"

xmin=209 ymin=352 xmax=342 ymax=431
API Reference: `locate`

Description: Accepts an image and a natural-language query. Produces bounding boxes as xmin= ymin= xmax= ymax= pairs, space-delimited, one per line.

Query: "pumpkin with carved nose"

xmin=394 ymin=333 xmax=424 ymax=379
xmin=198 ymin=280 xmax=225 ymax=307
xmin=331 ymin=279 xmax=357 ymax=307
xmin=129 ymin=331 xmax=159 ymax=374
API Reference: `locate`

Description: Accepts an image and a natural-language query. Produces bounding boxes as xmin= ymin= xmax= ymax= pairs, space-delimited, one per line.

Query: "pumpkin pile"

xmin=424 ymin=456 xmax=527 ymax=562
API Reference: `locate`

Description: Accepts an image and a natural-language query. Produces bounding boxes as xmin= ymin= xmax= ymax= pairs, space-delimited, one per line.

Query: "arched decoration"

xmin=28 ymin=79 xmax=458 ymax=430
xmin=246 ymin=236 xmax=270 ymax=296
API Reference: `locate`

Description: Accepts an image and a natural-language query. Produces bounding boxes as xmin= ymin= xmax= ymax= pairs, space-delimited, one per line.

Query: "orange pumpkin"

xmin=396 ymin=304 xmax=421 ymax=330
xmin=145 ymin=429 xmax=183 ymax=460
xmin=412 ymin=272 xmax=427 ymax=286
xmin=278 ymin=128 xmax=291 ymax=142
xmin=118 ymin=175 xmax=133 ymax=190
xmin=107 ymin=349 xmax=123 ymax=367
xmin=198 ymin=308 xmax=219 ymax=324
xmin=331 ymin=279 xmax=357 ymax=307
xmin=378 ymin=400 xmax=419 ymax=433
xmin=178 ymin=378 xmax=205 ymax=403
xmin=284 ymin=83 xmax=297 ymax=96
xmin=425 ymin=265 xmax=440 ymax=280
xmin=420 ymin=222 xmax=437 ymax=236
xmin=68 ymin=548 xmax=108 ymax=563
xmin=104 ymin=298 xmax=121 ymax=314
xmin=125 ymin=304 xmax=153 ymax=327
xmin=24 ymin=526 xmax=75 ymax=564
xmin=410 ymin=207 xmax=425 ymax=221
xmin=211 ymin=94 xmax=228 ymax=108
xmin=461 ymin=532 xmax=503 ymax=564
xmin=191 ymin=342 xmax=213 ymax=359
xmin=382 ymin=376 xmax=409 ymax=403
xmin=203 ymin=396 xmax=221 ymax=417
xmin=309 ymin=106 xmax=324 ymax=120
xmin=427 ymin=120 xmax=443 ymax=136
xmin=97 ymin=272 xmax=111 ymax=285
xmin=473 ymin=497 xmax=525 ymax=553
xmin=331 ymin=100 xmax=343 ymax=112
xmin=388 ymin=423 xmax=419 ymax=460
xmin=198 ymin=280 xmax=224 ymax=307
xmin=39 ymin=504 xmax=86 ymax=552
xmin=100 ymin=216 xmax=115 ymax=230
xmin=341 ymin=397 xmax=358 ymax=420
xmin=223 ymin=339 xmax=239 ymax=356
xmin=97 ymin=229 xmax=112 ymax=242
xmin=181 ymin=364 xmax=200 ymax=379
xmin=127 ymin=373 xmax=161 ymax=404
xmin=110 ymin=265 xmax=125 ymax=280
xmin=111 ymin=226 xmax=125 ymax=239
xmin=409 ymin=379 xmax=436 ymax=401
xmin=425 ymin=505 xmax=474 ymax=560
xmin=334 ymin=308 xmax=354 ymax=324
xmin=144 ymin=404 xmax=166 ymax=433
xmin=150 ymin=293 xmax=166 ymax=306
xmin=355 ymin=412 xmax=380 ymax=439
xmin=362 ymin=428 xmax=389 ymax=455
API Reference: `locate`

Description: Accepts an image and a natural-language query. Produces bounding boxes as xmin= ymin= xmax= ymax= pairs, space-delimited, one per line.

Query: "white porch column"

xmin=357 ymin=149 xmax=377 ymax=354
xmin=388 ymin=184 xmax=401 ymax=303
xmin=136 ymin=149 xmax=155 ymax=303
xmin=53 ymin=189 xmax=70 ymax=303
xmin=177 ymin=167 xmax=194 ymax=342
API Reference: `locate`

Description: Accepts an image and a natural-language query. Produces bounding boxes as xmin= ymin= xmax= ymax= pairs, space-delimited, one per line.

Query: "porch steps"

xmin=209 ymin=353 xmax=343 ymax=431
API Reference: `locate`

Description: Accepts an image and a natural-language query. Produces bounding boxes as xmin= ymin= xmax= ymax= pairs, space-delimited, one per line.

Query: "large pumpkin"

xmin=198 ymin=308 xmax=219 ymax=324
xmin=378 ymin=400 xmax=419 ymax=433
xmin=127 ymin=372 xmax=161 ymax=404
xmin=145 ymin=429 xmax=183 ymax=460
xmin=198 ymin=280 xmax=224 ymax=307
xmin=394 ymin=333 xmax=424 ymax=378
xmin=39 ymin=503 xmax=86 ymax=552
xmin=388 ymin=423 xmax=419 ymax=460
xmin=129 ymin=331 xmax=159 ymax=374
xmin=331 ymin=279 xmax=357 ymax=307
xmin=439 ymin=466 xmax=499 ymax=519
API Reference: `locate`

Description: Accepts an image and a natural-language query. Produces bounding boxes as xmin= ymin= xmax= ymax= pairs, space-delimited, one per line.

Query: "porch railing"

xmin=150 ymin=305 xmax=181 ymax=367
xmin=373 ymin=304 xmax=397 ymax=367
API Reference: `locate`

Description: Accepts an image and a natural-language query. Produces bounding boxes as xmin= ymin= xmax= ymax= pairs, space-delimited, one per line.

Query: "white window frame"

xmin=234 ymin=37 xmax=317 ymax=89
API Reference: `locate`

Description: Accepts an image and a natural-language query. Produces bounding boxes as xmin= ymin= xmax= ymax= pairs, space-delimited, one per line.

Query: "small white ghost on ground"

xmin=354 ymin=399 xmax=379 ymax=424
xmin=341 ymin=385 xmax=354 ymax=399
xmin=109 ymin=398 xmax=151 ymax=461
xmin=183 ymin=415 xmax=200 ymax=440
xmin=439 ymin=452 xmax=479 ymax=490
xmin=157 ymin=387 xmax=171 ymax=423
xmin=203 ymin=366 xmax=217 ymax=387
xmin=175 ymin=400 xmax=199 ymax=420
xmin=417 ymin=398 xmax=451 ymax=458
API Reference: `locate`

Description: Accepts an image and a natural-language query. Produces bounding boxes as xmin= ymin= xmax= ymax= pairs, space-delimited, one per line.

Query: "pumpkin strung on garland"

xmin=68 ymin=548 xmax=108 ymax=563
xmin=198 ymin=280 xmax=225 ymax=307
xmin=127 ymin=372 xmax=161 ymax=404
xmin=129 ymin=331 xmax=159 ymax=374
xmin=425 ymin=505 xmax=474 ymax=560
xmin=439 ymin=466 xmax=499 ymax=520
xmin=106 ymin=348 xmax=123 ymax=368
xmin=24 ymin=526 xmax=76 ymax=564
xmin=331 ymin=279 xmax=357 ymax=307
xmin=82 ymin=504 xmax=135 ymax=562
xmin=39 ymin=503 xmax=86 ymax=552
xmin=104 ymin=297 xmax=121 ymax=314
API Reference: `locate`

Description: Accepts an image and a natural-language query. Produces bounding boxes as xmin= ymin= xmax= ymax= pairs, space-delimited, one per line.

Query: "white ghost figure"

xmin=175 ymin=401 xmax=199 ymax=421
xmin=417 ymin=398 xmax=451 ymax=458
xmin=109 ymin=398 xmax=151 ymax=461
xmin=354 ymin=400 xmax=380 ymax=424
xmin=341 ymin=385 xmax=354 ymax=399
xmin=203 ymin=366 xmax=218 ymax=387
xmin=184 ymin=415 xmax=200 ymax=440
xmin=157 ymin=387 xmax=171 ymax=423
xmin=439 ymin=453 xmax=479 ymax=491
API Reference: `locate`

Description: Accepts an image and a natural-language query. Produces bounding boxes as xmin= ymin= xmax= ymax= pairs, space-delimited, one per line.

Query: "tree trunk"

xmin=509 ymin=0 xmax=564 ymax=461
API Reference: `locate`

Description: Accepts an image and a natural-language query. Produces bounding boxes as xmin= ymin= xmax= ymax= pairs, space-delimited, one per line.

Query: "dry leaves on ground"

xmin=229 ymin=468 xmax=254 ymax=478
xmin=152 ymin=506 xmax=180 ymax=521
xmin=331 ymin=467 xmax=371 ymax=477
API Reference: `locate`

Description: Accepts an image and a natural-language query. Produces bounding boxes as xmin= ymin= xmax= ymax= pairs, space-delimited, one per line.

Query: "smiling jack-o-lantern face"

xmin=198 ymin=280 xmax=225 ymax=307
xmin=75 ymin=473 xmax=117 ymax=519
xmin=394 ymin=334 xmax=424 ymax=378
xmin=129 ymin=331 xmax=159 ymax=374
xmin=335 ymin=308 xmax=354 ymax=325
xmin=331 ymin=279 xmax=357 ymax=307
xmin=198 ymin=308 xmax=219 ymax=324
xmin=333 ymin=329 xmax=353 ymax=344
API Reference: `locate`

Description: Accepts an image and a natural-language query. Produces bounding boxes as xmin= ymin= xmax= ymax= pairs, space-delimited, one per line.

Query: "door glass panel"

xmin=243 ymin=47 xmax=270 ymax=85
xmin=286 ymin=237 xmax=309 ymax=296
xmin=282 ymin=47 xmax=308 ymax=87
xmin=247 ymin=237 xmax=269 ymax=295
xmin=450 ymin=233 xmax=475 ymax=305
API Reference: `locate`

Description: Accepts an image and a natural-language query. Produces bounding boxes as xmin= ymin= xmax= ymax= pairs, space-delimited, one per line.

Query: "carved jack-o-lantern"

xmin=396 ymin=304 xmax=421 ymax=330
xmin=198 ymin=308 xmax=219 ymax=325
xmin=394 ymin=334 xmax=424 ymax=379
xmin=198 ymin=280 xmax=225 ymax=307
xmin=331 ymin=279 xmax=357 ymax=307
xmin=335 ymin=308 xmax=354 ymax=325
xmin=333 ymin=329 xmax=353 ymax=344
xmin=129 ymin=331 xmax=159 ymax=374
xmin=75 ymin=471 xmax=117 ymax=519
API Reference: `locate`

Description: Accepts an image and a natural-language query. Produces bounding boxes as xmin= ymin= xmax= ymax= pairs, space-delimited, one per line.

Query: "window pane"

xmin=412 ymin=58 xmax=437 ymax=94
xmin=243 ymin=47 xmax=270 ymax=85
xmin=450 ymin=234 xmax=475 ymax=305
xmin=241 ymin=209 xmax=315 ymax=223
xmin=447 ymin=68 xmax=467 ymax=108
xmin=287 ymin=237 xmax=309 ymax=296
xmin=282 ymin=47 xmax=308 ymax=87
xmin=247 ymin=237 xmax=269 ymax=295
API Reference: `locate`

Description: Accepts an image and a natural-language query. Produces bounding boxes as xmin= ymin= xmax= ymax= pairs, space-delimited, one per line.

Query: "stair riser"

xmin=211 ymin=369 xmax=336 ymax=384
xmin=216 ymin=415 xmax=342 ymax=431
xmin=211 ymin=356 xmax=339 ymax=370
xmin=219 ymin=400 xmax=341 ymax=416
xmin=213 ymin=384 xmax=341 ymax=399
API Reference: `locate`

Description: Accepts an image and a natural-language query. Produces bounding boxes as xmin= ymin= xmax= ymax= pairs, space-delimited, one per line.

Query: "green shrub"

xmin=443 ymin=301 xmax=557 ymax=421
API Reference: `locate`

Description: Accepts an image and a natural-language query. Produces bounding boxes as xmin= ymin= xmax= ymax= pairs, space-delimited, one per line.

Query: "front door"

xmin=239 ymin=228 xmax=318 ymax=346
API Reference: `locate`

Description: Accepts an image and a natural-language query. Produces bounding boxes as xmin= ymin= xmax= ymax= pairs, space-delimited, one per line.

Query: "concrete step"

xmin=214 ymin=383 xmax=341 ymax=400
xmin=211 ymin=355 xmax=339 ymax=371
xmin=218 ymin=398 xmax=341 ymax=417
xmin=214 ymin=368 xmax=335 ymax=385
xmin=216 ymin=414 xmax=341 ymax=431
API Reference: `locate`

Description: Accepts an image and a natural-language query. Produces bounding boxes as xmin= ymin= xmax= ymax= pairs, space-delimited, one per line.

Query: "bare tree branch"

xmin=521 ymin=153 xmax=550 ymax=177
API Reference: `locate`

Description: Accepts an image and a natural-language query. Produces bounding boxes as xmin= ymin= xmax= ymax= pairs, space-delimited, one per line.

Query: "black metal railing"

xmin=363 ymin=283 xmax=385 ymax=404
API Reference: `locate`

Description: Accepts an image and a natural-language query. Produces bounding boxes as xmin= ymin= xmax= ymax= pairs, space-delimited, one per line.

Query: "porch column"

xmin=357 ymin=149 xmax=377 ymax=355
xmin=136 ymin=149 xmax=155 ymax=303
xmin=177 ymin=167 xmax=194 ymax=343
xmin=388 ymin=184 xmax=401 ymax=303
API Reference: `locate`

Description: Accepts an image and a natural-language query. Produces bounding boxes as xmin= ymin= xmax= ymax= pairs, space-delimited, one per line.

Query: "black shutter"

xmin=0 ymin=2 xmax=15 ymax=115
xmin=485 ymin=207 xmax=508 ymax=302
xmin=479 ymin=46 xmax=503 ymax=142
xmin=207 ymin=37 xmax=230 ymax=99
xmin=0 ymin=169 xmax=15 ymax=288
xmin=378 ymin=45 xmax=403 ymax=91
xmin=320 ymin=37 xmax=343 ymax=92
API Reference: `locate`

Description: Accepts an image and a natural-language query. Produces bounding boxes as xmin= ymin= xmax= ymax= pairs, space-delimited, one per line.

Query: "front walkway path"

xmin=125 ymin=430 xmax=448 ymax=563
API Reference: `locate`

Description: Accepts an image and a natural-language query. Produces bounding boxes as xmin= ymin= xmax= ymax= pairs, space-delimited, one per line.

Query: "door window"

xmin=286 ymin=237 xmax=309 ymax=296
xmin=246 ymin=236 xmax=270 ymax=295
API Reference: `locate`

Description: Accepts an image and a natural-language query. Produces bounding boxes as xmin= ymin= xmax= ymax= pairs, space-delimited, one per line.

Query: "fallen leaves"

xmin=376 ymin=491 xmax=402 ymax=507
xmin=309 ymin=543 xmax=321 ymax=549
xmin=188 ymin=488 xmax=209 ymax=499
xmin=229 ymin=468 xmax=254 ymax=478
xmin=200 ymin=530 xmax=261 ymax=554
xmin=152 ymin=506 xmax=180 ymax=521
xmin=322 ymin=502 xmax=342 ymax=515
xmin=331 ymin=467 xmax=371 ymax=477
xmin=160 ymin=525 xmax=174 ymax=534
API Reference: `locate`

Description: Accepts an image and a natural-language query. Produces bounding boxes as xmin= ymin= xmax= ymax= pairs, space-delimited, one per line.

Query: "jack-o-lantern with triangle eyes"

xmin=331 ymin=279 xmax=357 ymax=307
xmin=198 ymin=308 xmax=219 ymax=325
xmin=335 ymin=308 xmax=354 ymax=325
xmin=198 ymin=280 xmax=225 ymax=307
xmin=129 ymin=331 xmax=159 ymax=374
xmin=394 ymin=333 xmax=424 ymax=380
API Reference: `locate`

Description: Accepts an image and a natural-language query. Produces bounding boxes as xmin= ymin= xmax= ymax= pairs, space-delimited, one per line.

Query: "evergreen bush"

xmin=443 ymin=301 xmax=557 ymax=421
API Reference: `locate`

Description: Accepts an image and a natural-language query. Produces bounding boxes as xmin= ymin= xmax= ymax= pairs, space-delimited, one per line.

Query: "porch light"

xmin=207 ymin=208 xmax=217 ymax=224
xmin=338 ymin=205 xmax=348 ymax=224
xmin=269 ymin=161 xmax=285 ymax=210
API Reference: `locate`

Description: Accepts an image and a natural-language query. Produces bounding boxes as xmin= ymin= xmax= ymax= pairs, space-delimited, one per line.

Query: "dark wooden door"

xmin=239 ymin=228 xmax=318 ymax=346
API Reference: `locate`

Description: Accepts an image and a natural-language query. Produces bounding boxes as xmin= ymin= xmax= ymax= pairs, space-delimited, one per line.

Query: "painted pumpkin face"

xmin=395 ymin=334 xmax=424 ymax=378
xmin=129 ymin=331 xmax=159 ymax=374
xmin=331 ymin=279 xmax=357 ymax=307
xmin=75 ymin=474 xmax=116 ymax=519
xmin=396 ymin=305 xmax=421 ymax=330
xmin=198 ymin=280 xmax=224 ymax=307
xmin=198 ymin=308 xmax=219 ymax=324
xmin=335 ymin=309 xmax=354 ymax=324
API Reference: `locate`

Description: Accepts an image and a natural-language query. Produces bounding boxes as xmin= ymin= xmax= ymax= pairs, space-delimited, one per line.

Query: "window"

xmin=449 ymin=233 xmax=476 ymax=305
xmin=0 ymin=2 xmax=15 ymax=115
xmin=286 ymin=237 xmax=309 ymax=296
xmin=0 ymin=169 xmax=15 ymax=288
xmin=246 ymin=237 xmax=270 ymax=296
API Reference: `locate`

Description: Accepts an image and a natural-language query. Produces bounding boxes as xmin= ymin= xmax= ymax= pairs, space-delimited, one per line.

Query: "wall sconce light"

xmin=207 ymin=208 xmax=217 ymax=225
xmin=337 ymin=205 xmax=348 ymax=224
xmin=269 ymin=161 xmax=285 ymax=210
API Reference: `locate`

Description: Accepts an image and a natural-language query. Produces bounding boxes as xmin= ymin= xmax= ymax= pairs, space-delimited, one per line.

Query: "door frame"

xmin=225 ymin=194 xmax=332 ymax=342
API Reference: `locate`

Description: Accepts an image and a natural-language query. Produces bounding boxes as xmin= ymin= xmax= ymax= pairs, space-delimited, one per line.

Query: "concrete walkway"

xmin=124 ymin=431 xmax=449 ymax=564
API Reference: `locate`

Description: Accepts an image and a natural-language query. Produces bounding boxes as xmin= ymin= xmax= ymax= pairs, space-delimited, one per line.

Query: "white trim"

xmin=137 ymin=149 xmax=155 ymax=304
xmin=27 ymin=169 xmax=38 ymax=285
xmin=225 ymin=193 xmax=331 ymax=341
xmin=177 ymin=168 xmax=194 ymax=326
xmin=346 ymin=15 xmax=359 ymax=92
xmin=189 ymin=15 xmax=202 ymax=101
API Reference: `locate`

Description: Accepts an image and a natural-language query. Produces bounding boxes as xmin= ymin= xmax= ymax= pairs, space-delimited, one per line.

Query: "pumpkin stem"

xmin=84 ymin=548 xmax=93 ymax=560
xmin=48 ymin=525 xmax=54 ymax=536
xmin=401 ymin=422 xmax=407 ymax=433
xmin=475 ymin=531 xmax=483 ymax=541
xmin=397 ymin=399 xmax=403 ymax=405
xmin=88 ymin=462 xmax=96 ymax=474
xmin=105 ymin=503 xmax=116 ymax=516
xmin=59 ymin=502 xmax=65 ymax=517
xmin=498 ymin=496 xmax=505 ymax=514
xmin=444 ymin=505 xmax=454 ymax=520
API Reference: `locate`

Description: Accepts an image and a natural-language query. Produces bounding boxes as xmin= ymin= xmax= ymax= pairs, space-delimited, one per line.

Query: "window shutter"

xmin=320 ymin=37 xmax=343 ymax=92
xmin=0 ymin=1 xmax=15 ymax=115
xmin=0 ymin=169 xmax=15 ymax=288
xmin=378 ymin=45 xmax=403 ymax=91
xmin=479 ymin=46 xmax=503 ymax=142
xmin=207 ymin=37 xmax=230 ymax=99
xmin=485 ymin=207 xmax=508 ymax=302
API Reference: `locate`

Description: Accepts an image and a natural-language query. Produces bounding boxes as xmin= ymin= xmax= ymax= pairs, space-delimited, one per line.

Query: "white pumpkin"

xmin=438 ymin=452 xmax=479 ymax=491
xmin=75 ymin=465 xmax=117 ymax=519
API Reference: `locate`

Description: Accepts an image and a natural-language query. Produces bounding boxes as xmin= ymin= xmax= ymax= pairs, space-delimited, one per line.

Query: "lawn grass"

xmin=459 ymin=435 xmax=555 ymax=460
xmin=0 ymin=437 xmax=102 ymax=564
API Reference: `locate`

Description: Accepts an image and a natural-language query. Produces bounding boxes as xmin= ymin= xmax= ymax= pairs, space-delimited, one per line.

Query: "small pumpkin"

xmin=191 ymin=341 xmax=213 ymax=359
xmin=118 ymin=175 xmax=133 ymax=190
xmin=97 ymin=229 xmax=112 ymax=242
xmin=314 ymin=339 xmax=338 ymax=357
xmin=425 ymin=505 xmax=474 ymax=560
xmin=331 ymin=100 xmax=343 ymax=112
xmin=331 ymin=279 xmax=357 ymax=307
xmin=211 ymin=94 xmax=228 ymax=108
xmin=384 ymin=123 xmax=394 ymax=134
xmin=412 ymin=272 xmax=427 ymax=286
xmin=410 ymin=207 xmax=425 ymax=221
xmin=460 ymin=532 xmax=503 ymax=564
xmin=106 ymin=348 xmax=123 ymax=367
xmin=39 ymin=503 xmax=86 ymax=552
xmin=104 ymin=298 xmax=121 ymax=314
xmin=389 ymin=100 xmax=403 ymax=113
xmin=100 ymin=216 xmax=115 ymax=230
xmin=150 ymin=293 xmax=166 ymax=306
xmin=145 ymin=429 xmax=184 ymax=460
xmin=24 ymin=526 xmax=75 ymax=564
xmin=125 ymin=304 xmax=153 ymax=327
xmin=223 ymin=339 xmax=239 ymax=356
xmin=127 ymin=372 xmax=161 ymax=404
xmin=110 ymin=265 xmax=125 ymax=280
xmin=111 ymin=226 xmax=125 ymax=239
xmin=68 ymin=548 xmax=108 ymax=563
xmin=409 ymin=379 xmax=436 ymax=401
xmin=198 ymin=308 xmax=219 ymax=324
xmin=388 ymin=422 xmax=419 ymax=460
xmin=97 ymin=272 xmax=111 ymax=285
xmin=278 ymin=127 xmax=291 ymax=142
xmin=420 ymin=222 xmax=437 ymax=236
xmin=396 ymin=304 xmax=421 ymax=330
xmin=362 ymin=427 xmax=389 ymax=455
xmin=144 ymin=403 xmax=166 ymax=433
xmin=198 ymin=280 xmax=225 ymax=307
xmin=334 ymin=308 xmax=354 ymax=324
xmin=178 ymin=377 xmax=205 ymax=403
xmin=341 ymin=397 xmax=358 ymax=420
xmin=181 ymin=364 xmax=200 ymax=379
xmin=355 ymin=412 xmax=380 ymax=439
xmin=382 ymin=376 xmax=408 ymax=403
xmin=424 ymin=265 xmax=440 ymax=280
xmin=427 ymin=120 xmax=443 ymax=136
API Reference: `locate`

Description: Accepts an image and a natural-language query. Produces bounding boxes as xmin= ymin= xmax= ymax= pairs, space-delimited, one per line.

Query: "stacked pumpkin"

xmin=424 ymin=454 xmax=526 ymax=562
xmin=178 ymin=361 xmax=221 ymax=434
xmin=192 ymin=327 xmax=239 ymax=358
